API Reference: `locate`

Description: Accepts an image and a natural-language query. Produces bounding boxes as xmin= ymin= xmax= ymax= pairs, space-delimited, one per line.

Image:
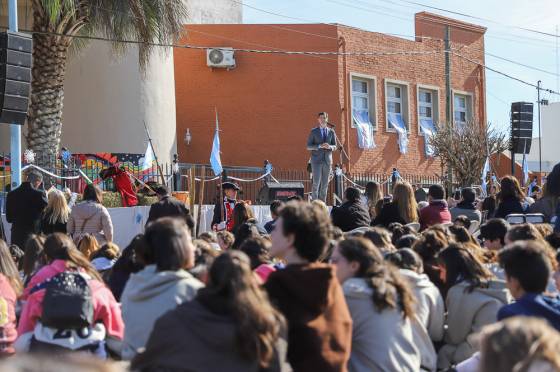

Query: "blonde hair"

xmin=45 ymin=189 xmax=70 ymax=225
xmin=77 ymin=234 xmax=100 ymax=260
xmin=479 ymin=317 xmax=560 ymax=372
xmin=392 ymin=182 xmax=418 ymax=224
xmin=311 ymin=199 xmax=329 ymax=215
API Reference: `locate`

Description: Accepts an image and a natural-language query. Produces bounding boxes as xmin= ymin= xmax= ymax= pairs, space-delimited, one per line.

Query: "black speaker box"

xmin=258 ymin=182 xmax=305 ymax=203
xmin=0 ymin=32 xmax=32 ymax=125
xmin=510 ymin=102 xmax=533 ymax=154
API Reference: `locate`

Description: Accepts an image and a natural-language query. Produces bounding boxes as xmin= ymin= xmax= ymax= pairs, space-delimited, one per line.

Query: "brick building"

xmin=174 ymin=12 xmax=487 ymax=178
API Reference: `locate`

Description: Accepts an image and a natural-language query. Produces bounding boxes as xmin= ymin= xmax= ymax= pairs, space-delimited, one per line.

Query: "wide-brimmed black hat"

xmin=222 ymin=182 xmax=240 ymax=191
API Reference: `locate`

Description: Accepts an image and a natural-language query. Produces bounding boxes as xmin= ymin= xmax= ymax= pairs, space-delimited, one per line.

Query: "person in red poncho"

xmin=99 ymin=165 xmax=138 ymax=207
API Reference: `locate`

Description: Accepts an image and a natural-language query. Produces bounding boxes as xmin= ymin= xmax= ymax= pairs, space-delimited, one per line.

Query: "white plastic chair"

xmin=525 ymin=213 xmax=545 ymax=224
xmin=468 ymin=220 xmax=480 ymax=234
xmin=406 ymin=222 xmax=420 ymax=232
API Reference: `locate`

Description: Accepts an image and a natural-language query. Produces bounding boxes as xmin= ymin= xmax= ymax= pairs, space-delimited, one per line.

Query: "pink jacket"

xmin=18 ymin=260 xmax=124 ymax=340
xmin=0 ymin=274 xmax=17 ymax=356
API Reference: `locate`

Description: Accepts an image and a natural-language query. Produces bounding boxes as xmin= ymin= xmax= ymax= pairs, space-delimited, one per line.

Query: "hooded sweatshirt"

xmin=120 ymin=265 xmax=203 ymax=360
xmin=498 ymin=293 xmax=560 ymax=331
xmin=265 ymin=263 xmax=352 ymax=372
xmin=438 ymin=280 xmax=511 ymax=369
xmin=132 ymin=296 xmax=291 ymax=372
xmin=342 ymin=277 xmax=429 ymax=372
xmin=399 ymin=269 xmax=445 ymax=342
xmin=419 ymin=200 xmax=451 ymax=230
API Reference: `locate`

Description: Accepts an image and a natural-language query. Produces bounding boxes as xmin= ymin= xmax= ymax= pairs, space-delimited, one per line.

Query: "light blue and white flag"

xmin=522 ymin=151 xmax=529 ymax=187
xmin=210 ymin=109 xmax=223 ymax=176
xmin=141 ymin=142 xmax=155 ymax=171
xmin=481 ymin=156 xmax=490 ymax=196
xmin=419 ymin=118 xmax=436 ymax=157
xmin=353 ymin=110 xmax=376 ymax=149
xmin=388 ymin=113 xmax=408 ymax=154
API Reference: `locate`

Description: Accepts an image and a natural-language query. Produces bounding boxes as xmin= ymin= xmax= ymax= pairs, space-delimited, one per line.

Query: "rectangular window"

xmin=453 ymin=92 xmax=472 ymax=128
xmin=385 ymin=81 xmax=409 ymax=131
xmin=351 ymin=75 xmax=376 ymax=129
xmin=418 ymin=89 xmax=433 ymax=120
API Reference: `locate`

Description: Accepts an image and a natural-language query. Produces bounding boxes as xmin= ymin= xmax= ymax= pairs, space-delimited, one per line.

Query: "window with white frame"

xmin=385 ymin=82 xmax=409 ymax=131
xmin=419 ymin=89 xmax=433 ymax=121
xmin=453 ymin=92 xmax=472 ymax=128
xmin=351 ymin=76 xmax=376 ymax=129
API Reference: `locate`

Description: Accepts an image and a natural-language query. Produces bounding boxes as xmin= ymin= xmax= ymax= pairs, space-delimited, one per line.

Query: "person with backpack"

xmin=16 ymin=233 xmax=124 ymax=357
xmin=120 ymin=217 xmax=203 ymax=360
xmin=68 ymin=184 xmax=113 ymax=244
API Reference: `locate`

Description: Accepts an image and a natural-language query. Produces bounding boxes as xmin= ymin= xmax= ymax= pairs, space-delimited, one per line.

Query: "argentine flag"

xmin=210 ymin=109 xmax=223 ymax=176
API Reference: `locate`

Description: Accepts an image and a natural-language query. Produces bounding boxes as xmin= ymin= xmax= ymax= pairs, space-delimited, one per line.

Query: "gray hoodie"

xmin=399 ymin=269 xmax=445 ymax=342
xmin=343 ymin=278 xmax=433 ymax=372
xmin=438 ymin=280 xmax=511 ymax=369
xmin=67 ymin=200 xmax=113 ymax=244
xmin=120 ymin=265 xmax=204 ymax=360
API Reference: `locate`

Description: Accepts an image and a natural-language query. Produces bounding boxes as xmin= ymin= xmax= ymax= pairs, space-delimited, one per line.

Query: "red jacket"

xmin=419 ymin=200 xmax=451 ymax=230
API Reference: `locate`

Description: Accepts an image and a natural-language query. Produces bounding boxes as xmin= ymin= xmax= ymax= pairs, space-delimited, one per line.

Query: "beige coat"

xmin=438 ymin=280 xmax=510 ymax=369
xmin=68 ymin=200 xmax=113 ymax=244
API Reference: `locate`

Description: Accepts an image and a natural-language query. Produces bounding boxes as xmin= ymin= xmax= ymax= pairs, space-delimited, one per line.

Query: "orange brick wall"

xmin=174 ymin=24 xmax=340 ymax=170
xmin=174 ymin=15 xmax=486 ymax=177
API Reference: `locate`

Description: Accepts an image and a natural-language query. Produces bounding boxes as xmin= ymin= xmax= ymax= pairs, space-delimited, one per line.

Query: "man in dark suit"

xmin=306 ymin=112 xmax=337 ymax=201
xmin=147 ymin=185 xmax=194 ymax=231
xmin=6 ymin=171 xmax=48 ymax=248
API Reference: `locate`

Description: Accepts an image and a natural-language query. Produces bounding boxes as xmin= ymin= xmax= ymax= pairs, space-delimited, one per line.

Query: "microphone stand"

xmin=327 ymin=123 xmax=349 ymax=165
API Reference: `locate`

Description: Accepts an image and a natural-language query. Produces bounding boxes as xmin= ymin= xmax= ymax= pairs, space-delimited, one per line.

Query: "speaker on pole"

xmin=510 ymin=102 xmax=533 ymax=154
xmin=0 ymin=31 xmax=32 ymax=126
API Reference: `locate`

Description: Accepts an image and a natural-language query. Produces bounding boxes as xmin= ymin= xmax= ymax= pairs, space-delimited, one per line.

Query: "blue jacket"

xmin=497 ymin=293 xmax=560 ymax=331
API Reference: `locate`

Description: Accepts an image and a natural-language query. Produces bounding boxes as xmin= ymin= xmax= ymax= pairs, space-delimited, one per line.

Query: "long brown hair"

xmin=365 ymin=181 xmax=383 ymax=218
xmin=22 ymin=235 xmax=46 ymax=277
xmin=337 ymin=238 xmax=414 ymax=318
xmin=499 ymin=175 xmax=525 ymax=202
xmin=438 ymin=243 xmax=492 ymax=292
xmin=393 ymin=182 xmax=418 ymax=223
xmin=232 ymin=202 xmax=254 ymax=233
xmin=43 ymin=233 xmax=102 ymax=281
xmin=0 ymin=240 xmax=23 ymax=295
xmin=197 ymin=251 xmax=285 ymax=368
xmin=77 ymin=234 xmax=100 ymax=260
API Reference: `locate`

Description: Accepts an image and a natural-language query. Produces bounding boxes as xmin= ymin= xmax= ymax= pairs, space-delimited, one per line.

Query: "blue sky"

xmin=241 ymin=0 xmax=560 ymax=135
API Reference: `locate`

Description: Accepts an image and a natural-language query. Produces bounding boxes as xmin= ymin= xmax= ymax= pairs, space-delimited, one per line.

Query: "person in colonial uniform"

xmin=212 ymin=182 xmax=240 ymax=231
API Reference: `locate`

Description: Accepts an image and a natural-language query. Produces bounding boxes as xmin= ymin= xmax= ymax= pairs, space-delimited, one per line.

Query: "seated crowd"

xmin=0 ymin=163 xmax=559 ymax=371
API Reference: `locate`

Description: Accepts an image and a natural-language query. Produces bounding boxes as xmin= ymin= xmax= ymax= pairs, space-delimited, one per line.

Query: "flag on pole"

xmin=481 ymin=157 xmax=490 ymax=196
xmin=141 ymin=142 xmax=155 ymax=171
xmin=522 ymin=151 xmax=529 ymax=187
xmin=210 ymin=109 xmax=223 ymax=176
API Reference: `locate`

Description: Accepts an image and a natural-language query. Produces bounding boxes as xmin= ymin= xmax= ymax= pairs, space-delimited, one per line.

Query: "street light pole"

xmin=8 ymin=0 xmax=21 ymax=188
xmin=537 ymin=80 xmax=542 ymax=176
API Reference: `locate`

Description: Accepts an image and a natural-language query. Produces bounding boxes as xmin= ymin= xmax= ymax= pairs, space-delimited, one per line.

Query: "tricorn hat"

xmin=222 ymin=182 xmax=240 ymax=191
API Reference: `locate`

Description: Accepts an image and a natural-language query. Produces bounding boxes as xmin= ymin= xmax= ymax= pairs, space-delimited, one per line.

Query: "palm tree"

xmin=24 ymin=0 xmax=186 ymax=161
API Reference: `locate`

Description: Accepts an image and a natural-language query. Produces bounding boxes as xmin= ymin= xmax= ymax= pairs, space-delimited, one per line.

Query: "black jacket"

xmin=495 ymin=197 xmax=524 ymax=219
xmin=371 ymin=202 xmax=406 ymax=227
xmin=6 ymin=182 xmax=47 ymax=247
xmin=331 ymin=200 xmax=371 ymax=232
xmin=147 ymin=196 xmax=193 ymax=227
xmin=40 ymin=211 xmax=67 ymax=235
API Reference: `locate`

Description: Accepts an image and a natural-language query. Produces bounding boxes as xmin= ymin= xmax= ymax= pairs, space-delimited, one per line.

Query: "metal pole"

xmin=8 ymin=0 xmax=21 ymax=189
xmin=537 ymin=81 xmax=542 ymax=176
xmin=445 ymin=26 xmax=453 ymax=196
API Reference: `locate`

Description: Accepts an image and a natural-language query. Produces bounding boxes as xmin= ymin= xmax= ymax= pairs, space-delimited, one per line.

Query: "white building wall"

xmin=527 ymin=101 xmax=560 ymax=172
xmin=0 ymin=0 xmax=242 ymax=165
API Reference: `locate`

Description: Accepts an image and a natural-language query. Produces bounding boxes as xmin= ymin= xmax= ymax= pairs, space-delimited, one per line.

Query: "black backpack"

xmin=40 ymin=272 xmax=94 ymax=330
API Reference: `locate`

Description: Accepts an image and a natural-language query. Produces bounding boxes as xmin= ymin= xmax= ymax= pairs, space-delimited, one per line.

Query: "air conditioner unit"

xmin=206 ymin=48 xmax=235 ymax=68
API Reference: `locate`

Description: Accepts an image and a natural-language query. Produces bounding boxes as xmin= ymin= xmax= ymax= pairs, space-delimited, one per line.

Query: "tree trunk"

xmin=26 ymin=12 xmax=70 ymax=165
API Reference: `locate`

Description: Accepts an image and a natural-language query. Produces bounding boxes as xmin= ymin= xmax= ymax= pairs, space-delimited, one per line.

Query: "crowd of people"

xmin=0 ymin=163 xmax=559 ymax=371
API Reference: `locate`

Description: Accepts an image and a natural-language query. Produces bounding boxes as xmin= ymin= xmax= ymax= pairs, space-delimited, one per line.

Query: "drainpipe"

xmin=338 ymin=35 xmax=351 ymax=172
